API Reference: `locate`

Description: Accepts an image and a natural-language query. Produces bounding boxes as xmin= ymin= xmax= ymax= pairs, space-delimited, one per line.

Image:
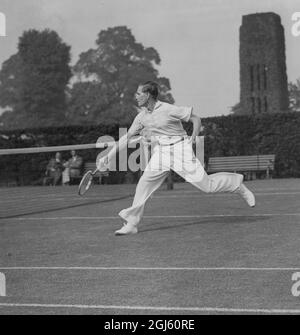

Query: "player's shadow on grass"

xmin=139 ymin=216 xmax=269 ymax=233
xmin=0 ymin=194 xmax=134 ymax=220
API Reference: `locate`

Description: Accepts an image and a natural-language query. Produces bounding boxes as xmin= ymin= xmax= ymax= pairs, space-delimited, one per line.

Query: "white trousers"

xmin=119 ymin=138 xmax=243 ymax=226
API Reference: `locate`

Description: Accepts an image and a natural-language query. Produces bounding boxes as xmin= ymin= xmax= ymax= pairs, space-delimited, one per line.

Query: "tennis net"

xmin=0 ymin=140 xmax=146 ymax=187
xmin=0 ymin=136 xmax=204 ymax=187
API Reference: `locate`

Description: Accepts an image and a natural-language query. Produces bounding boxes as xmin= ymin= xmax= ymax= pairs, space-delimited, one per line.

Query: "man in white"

xmin=100 ymin=81 xmax=255 ymax=236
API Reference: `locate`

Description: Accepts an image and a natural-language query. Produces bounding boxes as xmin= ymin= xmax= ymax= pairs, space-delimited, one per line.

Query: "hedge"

xmin=0 ymin=112 xmax=299 ymax=185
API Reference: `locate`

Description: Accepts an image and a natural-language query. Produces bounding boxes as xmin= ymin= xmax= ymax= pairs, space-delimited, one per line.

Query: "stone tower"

xmin=239 ymin=12 xmax=289 ymax=114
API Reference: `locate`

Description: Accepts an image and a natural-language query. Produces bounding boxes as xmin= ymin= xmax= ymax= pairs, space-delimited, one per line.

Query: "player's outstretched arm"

xmin=98 ymin=120 xmax=142 ymax=170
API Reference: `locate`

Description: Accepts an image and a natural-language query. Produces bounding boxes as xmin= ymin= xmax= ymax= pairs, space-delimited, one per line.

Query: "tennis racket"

xmin=78 ymin=136 xmax=112 ymax=196
xmin=78 ymin=153 xmax=110 ymax=196
xmin=78 ymin=135 xmax=142 ymax=196
xmin=78 ymin=168 xmax=99 ymax=196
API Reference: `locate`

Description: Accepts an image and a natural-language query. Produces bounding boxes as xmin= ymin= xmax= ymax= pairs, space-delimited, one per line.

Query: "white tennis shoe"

xmin=236 ymin=183 xmax=256 ymax=207
xmin=115 ymin=223 xmax=138 ymax=236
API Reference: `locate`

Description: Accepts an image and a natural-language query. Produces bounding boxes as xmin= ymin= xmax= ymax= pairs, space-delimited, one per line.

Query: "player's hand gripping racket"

xmin=78 ymin=135 xmax=142 ymax=196
xmin=78 ymin=154 xmax=110 ymax=196
xmin=78 ymin=136 xmax=112 ymax=196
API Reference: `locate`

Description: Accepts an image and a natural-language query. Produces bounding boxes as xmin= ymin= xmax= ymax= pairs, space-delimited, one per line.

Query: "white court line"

xmin=2 ymin=190 xmax=300 ymax=201
xmin=0 ymin=197 xmax=116 ymax=203
xmin=0 ymin=266 xmax=300 ymax=271
xmin=0 ymin=195 xmax=130 ymax=203
xmin=0 ymin=191 xmax=299 ymax=205
xmin=154 ymin=192 xmax=300 ymax=198
xmin=0 ymin=303 xmax=299 ymax=314
xmin=9 ymin=213 xmax=300 ymax=220
xmin=1 ymin=192 xmax=299 ymax=206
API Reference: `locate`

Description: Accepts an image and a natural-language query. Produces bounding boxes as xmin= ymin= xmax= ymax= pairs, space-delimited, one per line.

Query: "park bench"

xmin=207 ymin=154 xmax=275 ymax=180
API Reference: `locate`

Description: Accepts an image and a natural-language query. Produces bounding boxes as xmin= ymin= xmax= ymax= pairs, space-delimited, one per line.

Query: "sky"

xmin=0 ymin=0 xmax=300 ymax=117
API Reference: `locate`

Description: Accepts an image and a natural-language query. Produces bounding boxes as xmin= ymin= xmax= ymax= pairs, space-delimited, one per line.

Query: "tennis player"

xmin=99 ymin=81 xmax=255 ymax=236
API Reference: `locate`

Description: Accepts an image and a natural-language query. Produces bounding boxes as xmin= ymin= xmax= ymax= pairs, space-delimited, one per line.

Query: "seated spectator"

xmin=43 ymin=152 xmax=64 ymax=186
xmin=62 ymin=150 xmax=83 ymax=185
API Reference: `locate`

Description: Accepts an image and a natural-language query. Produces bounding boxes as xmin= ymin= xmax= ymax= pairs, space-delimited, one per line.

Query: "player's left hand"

xmin=190 ymin=134 xmax=197 ymax=144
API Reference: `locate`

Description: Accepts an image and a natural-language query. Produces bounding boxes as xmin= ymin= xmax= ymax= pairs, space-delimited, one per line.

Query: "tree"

xmin=288 ymin=79 xmax=300 ymax=112
xmin=0 ymin=54 xmax=24 ymax=129
xmin=0 ymin=29 xmax=71 ymax=129
xmin=0 ymin=54 xmax=23 ymax=111
xmin=67 ymin=26 xmax=174 ymax=125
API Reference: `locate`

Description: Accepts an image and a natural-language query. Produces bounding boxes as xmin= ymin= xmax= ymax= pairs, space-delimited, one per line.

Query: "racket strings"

xmin=78 ymin=172 xmax=93 ymax=196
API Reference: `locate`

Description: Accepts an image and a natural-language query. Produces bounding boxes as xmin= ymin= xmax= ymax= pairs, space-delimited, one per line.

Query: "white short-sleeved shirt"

xmin=129 ymin=101 xmax=192 ymax=139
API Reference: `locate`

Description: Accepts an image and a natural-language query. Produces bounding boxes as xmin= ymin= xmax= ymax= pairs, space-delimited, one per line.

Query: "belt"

xmin=158 ymin=136 xmax=185 ymax=146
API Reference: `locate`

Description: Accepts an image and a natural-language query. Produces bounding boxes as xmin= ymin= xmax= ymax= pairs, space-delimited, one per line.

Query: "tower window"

xmin=263 ymin=65 xmax=267 ymax=90
xmin=257 ymin=97 xmax=261 ymax=113
xmin=264 ymin=96 xmax=268 ymax=112
xmin=249 ymin=65 xmax=254 ymax=92
xmin=257 ymin=64 xmax=261 ymax=91
xmin=251 ymin=97 xmax=255 ymax=114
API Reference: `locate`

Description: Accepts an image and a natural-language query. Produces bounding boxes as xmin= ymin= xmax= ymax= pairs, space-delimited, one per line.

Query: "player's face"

xmin=135 ymin=86 xmax=149 ymax=107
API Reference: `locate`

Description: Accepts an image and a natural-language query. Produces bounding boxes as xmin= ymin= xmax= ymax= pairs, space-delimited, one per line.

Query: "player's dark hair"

xmin=141 ymin=81 xmax=159 ymax=100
